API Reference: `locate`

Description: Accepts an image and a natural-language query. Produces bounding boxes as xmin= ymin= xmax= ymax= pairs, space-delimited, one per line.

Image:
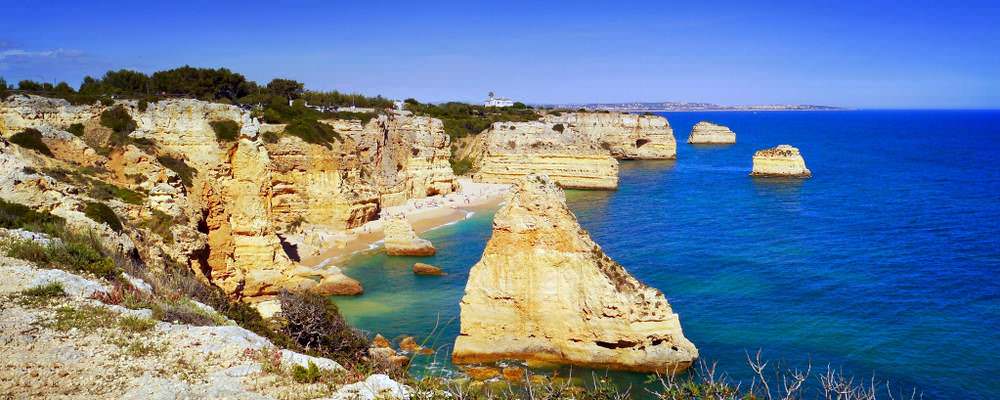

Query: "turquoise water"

xmin=333 ymin=111 xmax=1000 ymax=399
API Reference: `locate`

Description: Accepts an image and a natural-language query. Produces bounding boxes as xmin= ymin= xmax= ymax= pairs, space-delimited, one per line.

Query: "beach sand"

xmin=302 ymin=179 xmax=509 ymax=268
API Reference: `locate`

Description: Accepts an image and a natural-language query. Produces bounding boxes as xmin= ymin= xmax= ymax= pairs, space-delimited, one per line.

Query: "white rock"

xmin=280 ymin=349 xmax=344 ymax=371
xmin=325 ymin=374 xmax=411 ymax=400
xmin=123 ymin=272 xmax=153 ymax=294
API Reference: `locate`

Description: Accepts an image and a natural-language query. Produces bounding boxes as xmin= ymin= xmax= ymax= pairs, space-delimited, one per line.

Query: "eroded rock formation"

xmin=688 ymin=121 xmax=736 ymax=144
xmin=383 ymin=218 xmax=435 ymax=256
xmin=750 ymin=144 xmax=811 ymax=177
xmin=453 ymin=174 xmax=697 ymax=373
xmin=471 ymin=112 xmax=675 ymax=189
xmin=0 ymin=94 xmax=458 ymax=304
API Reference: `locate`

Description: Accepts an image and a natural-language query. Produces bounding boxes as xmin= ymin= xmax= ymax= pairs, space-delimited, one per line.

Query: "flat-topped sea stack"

xmin=688 ymin=121 xmax=736 ymax=144
xmin=470 ymin=112 xmax=676 ymax=190
xmin=750 ymin=144 xmax=811 ymax=177
xmin=453 ymin=174 xmax=698 ymax=373
xmin=383 ymin=217 xmax=436 ymax=256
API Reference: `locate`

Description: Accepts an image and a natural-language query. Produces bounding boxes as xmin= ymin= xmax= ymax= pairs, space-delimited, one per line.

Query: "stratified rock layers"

xmin=383 ymin=218 xmax=436 ymax=256
xmin=453 ymin=174 xmax=697 ymax=373
xmin=688 ymin=121 xmax=736 ymax=144
xmin=750 ymin=144 xmax=811 ymax=177
xmin=473 ymin=112 xmax=674 ymax=190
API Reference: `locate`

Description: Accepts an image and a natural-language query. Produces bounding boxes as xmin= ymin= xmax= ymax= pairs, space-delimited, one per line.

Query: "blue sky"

xmin=2 ymin=1 xmax=998 ymax=108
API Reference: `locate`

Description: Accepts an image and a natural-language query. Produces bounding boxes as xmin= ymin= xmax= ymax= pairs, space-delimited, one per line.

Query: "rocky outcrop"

xmin=472 ymin=112 xmax=675 ymax=189
xmin=382 ymin=218 xmax=435 ymax=256
xmin=453 ymin=174 xmax=697 ymax=373
xmin=412 ymin=262 xmax=445 ymax=276
xmin=750 ymin=144 xmax=811 ymax=177
xmin=688 ymin=121 xmax=736 ymax=144
xmin=0 ymin=95 xmax=103 ymax=136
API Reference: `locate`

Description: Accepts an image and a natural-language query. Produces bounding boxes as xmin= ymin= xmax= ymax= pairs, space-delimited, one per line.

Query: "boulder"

xmin=452 ymin=174 xmax=698 ymax=373
xmin=687 ymin=121 xmax=736 ymax=144
xmin=412 ymin=262 xmax=445 ymax=276
xmin=750 ymin=144 xmax=811 ymax=177
xmin=383 ymin=218 xmax=435 ymax=256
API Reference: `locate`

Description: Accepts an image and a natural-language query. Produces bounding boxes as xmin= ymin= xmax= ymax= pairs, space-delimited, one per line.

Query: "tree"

xmin=266 ymin=78 xmax=304 ymax=101
xmin=18 ymin=80 xmax=44 ymax=91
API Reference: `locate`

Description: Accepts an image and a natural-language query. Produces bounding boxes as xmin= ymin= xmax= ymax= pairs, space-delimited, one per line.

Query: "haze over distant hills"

xmin=539 ymin=101 xmax=844 ymax=112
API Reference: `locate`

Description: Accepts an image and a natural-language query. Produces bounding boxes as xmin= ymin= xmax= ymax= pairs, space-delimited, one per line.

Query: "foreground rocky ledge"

xmin=750 ymin=144 xmax=811 ymax=177
xmin=453 ymin=174 xmax=697 ymax=373
xmin=688 ymin=121 xmax=736 ymax=144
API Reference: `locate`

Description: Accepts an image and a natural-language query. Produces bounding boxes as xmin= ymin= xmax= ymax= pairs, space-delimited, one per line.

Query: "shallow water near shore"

xmin=332 ymin=110 xmax=1000 ymax=399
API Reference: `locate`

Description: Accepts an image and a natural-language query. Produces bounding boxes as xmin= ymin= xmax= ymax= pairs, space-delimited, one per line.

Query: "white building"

xmin=484 ymin=91 xmax=514 ymax=107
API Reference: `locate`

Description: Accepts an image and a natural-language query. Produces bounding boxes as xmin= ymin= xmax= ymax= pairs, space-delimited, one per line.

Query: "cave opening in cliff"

xmin=635 ymin=139 xmax=651 ymax=148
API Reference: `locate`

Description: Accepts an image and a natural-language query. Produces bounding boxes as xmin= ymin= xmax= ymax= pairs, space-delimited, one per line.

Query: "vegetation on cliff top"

xmin=404 ymin=98 xmax=540 ymax=139
xmin=210 ymin=119 xmax=240 ymax=142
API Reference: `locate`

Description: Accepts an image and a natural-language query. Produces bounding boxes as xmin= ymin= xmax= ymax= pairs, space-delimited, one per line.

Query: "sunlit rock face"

xmin=472 ymin=112 xmax=675 ymax=189
xmin=687 ymin=121 xmax=736 ymax=144
xmin=382 ymin=218 xmax=435 ymax=256
xmin=750 ymin=144 xmax=811 ymax=177
xmin=453 ymin=174 xmax=698 ymax=373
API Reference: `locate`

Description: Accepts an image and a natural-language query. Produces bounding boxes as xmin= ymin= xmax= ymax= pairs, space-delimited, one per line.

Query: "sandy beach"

xmin=301 ymin=178 xmax=510 ymax=268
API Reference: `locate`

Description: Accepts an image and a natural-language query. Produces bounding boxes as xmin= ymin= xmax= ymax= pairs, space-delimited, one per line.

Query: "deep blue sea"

xmin=332 ymin=111 xmax=1000 ymax=399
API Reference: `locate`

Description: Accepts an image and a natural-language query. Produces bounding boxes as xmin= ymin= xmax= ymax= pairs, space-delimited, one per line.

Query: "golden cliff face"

xmin=382 ymin=217 xmax=436 ymax=256
xmin=473 ymin=112 xmax=675 ymax=190
xmin=750 ymin=144 xmax=811 ymax=177
xmin=0 ymin=95 xmax=458 ymax=303
xmin=453 ymin=174 xmax=698 ymax=373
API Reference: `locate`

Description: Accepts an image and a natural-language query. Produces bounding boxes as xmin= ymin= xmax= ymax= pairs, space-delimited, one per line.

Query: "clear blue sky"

xmin=2 ymin=1 xmax=998 ymax=108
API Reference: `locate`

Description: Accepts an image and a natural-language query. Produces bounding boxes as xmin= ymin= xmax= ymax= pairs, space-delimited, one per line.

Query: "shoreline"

xmin=302 ymin=179 xmax=509 ymax=268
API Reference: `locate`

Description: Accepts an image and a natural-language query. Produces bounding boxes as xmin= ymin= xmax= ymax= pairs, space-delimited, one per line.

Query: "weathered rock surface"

xmin=750 ymin=144 xmax=811 ymax=177
xmin=687 ymin=121 xmax=736 ymax=144
xmin=472 ymin=112 xmax=674 ymax=189
xmin=383 ymin=218 xmax=435 ymax=256
xmin=453 ymin=174 xmax=697 ymax=373
xmin=412 ymin=262 xmax=445 ymax=276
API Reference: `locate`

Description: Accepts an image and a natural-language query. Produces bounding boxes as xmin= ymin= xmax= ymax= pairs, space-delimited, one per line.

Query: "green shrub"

xmin=137 ymin=99 xmax=148 ymax=112
xmin=328 ymin=111 xmax=377 ymax=124
xmin=552 ymin=123 xmax=565 ymax=133
xmin=151 ymin=300 xmax=217 ymax=326
xmin=139 ymin=209 xmax=174 ymax=244
xmin=83 ymin=201 xmax=123 ymax=233
xmin=450 ymin=157 xmax=475 ymax=176
xmin=100 ymin=106 xmax=137 ymax=148
xmin=210 ymin=120 xmax=240 ymax=142
xmin=3 ymin=238 xmax=49 ymax=264
xmin=0 ymin=198 xmax=66 ymax=235
xmin=283 ymin=118 xmax=342 ymax=147
xmin=262 ymin=131 xmax=280 ymax=144
xmin=46 ymin=240 xmax=107 ymax=273
xmin=118 ymin=315 xmax=156 ymax=333
xmin=9 ymin=128 xmax=54 ymax=157
xmin=18 ymin=282 xmax=66 ymax=306
xmin=156 ymin=155 xmax=195 ymax=187
xmin=292 ymin=361 xmax=322 ymax=384
xmin=45 ymin=305 xmax=117 ymax=332
xmin=67 ymin=123 xmax=85 ymax=137
xmin=88 ymin=181 xmax=144 ymax=205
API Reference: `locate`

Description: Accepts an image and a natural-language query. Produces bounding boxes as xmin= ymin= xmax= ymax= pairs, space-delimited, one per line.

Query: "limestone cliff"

xmin=453 ymin=174 xmax=697 ymax=373
xmin=472 ymin=112 xmax=674 ymax=189
xmin=750 ymin=144 xmax=811 ymax=177
xmin=688 ymin=121 xmax=736 ymax=144
xmin=0 ymin=95 xmax=459 ymax=303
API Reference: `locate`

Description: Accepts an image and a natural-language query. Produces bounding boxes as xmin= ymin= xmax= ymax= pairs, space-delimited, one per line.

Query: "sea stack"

xmin=750 ymin=145 xmax=811 ymax=177
xmin=687 ymin=121 xmax=736 ymax=144
xmin=452 ymin=174 xmax=698 ymax=373
xmin=383 ymin=217 xmax=436 ymax=256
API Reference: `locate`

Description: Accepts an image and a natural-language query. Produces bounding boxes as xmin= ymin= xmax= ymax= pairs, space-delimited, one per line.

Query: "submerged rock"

xmin=383 ymin=218 xmax=435 ymax=256
xmin=688 ymin=121 xmax=736 ymax=144
xmin=452 ymin=174 xmax=698 ymax=373
xmin=412 ymin=262 xmax=445 ymax=276
xmin=750 ymin=144 xmax=811 ymax=177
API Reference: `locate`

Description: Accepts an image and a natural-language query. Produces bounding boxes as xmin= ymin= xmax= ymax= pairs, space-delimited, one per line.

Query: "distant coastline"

xmin=538 ymin=101 xmax=845 ymax=112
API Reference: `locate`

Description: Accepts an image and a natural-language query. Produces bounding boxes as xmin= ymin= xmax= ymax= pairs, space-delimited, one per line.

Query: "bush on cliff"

xmin=83 ymin=201 xmax=123 ymax=233
xmin=278 ymin=290 xmax=370 ymax=365
xmin=0 ymin=199 xmax=65 ymax=235
xmin=100 ymin=106 xmax=138 ymax=149
xmin=450 ymin=157 xmax=475 ymax=176
xmin=405 ymin=100 xmax=540 ymax=139
xmin=88 ymin=181 xmax=144 ymax=205
xmin=67 ymin=123 xmax=85 ymax=137
xmin=0 ymin=77 xmax=9 ymax=99
xmin=9 ymin=128 xmax=54 ymax=157
xmin=156 ymin=155 xmax=195 ymax=187
xmin=210 ymin=119 xmax=240 ymax=142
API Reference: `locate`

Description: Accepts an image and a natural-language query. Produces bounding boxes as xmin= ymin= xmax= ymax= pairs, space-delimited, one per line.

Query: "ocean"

xmin=331 ymin=110 xmax=1000 ymax=399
